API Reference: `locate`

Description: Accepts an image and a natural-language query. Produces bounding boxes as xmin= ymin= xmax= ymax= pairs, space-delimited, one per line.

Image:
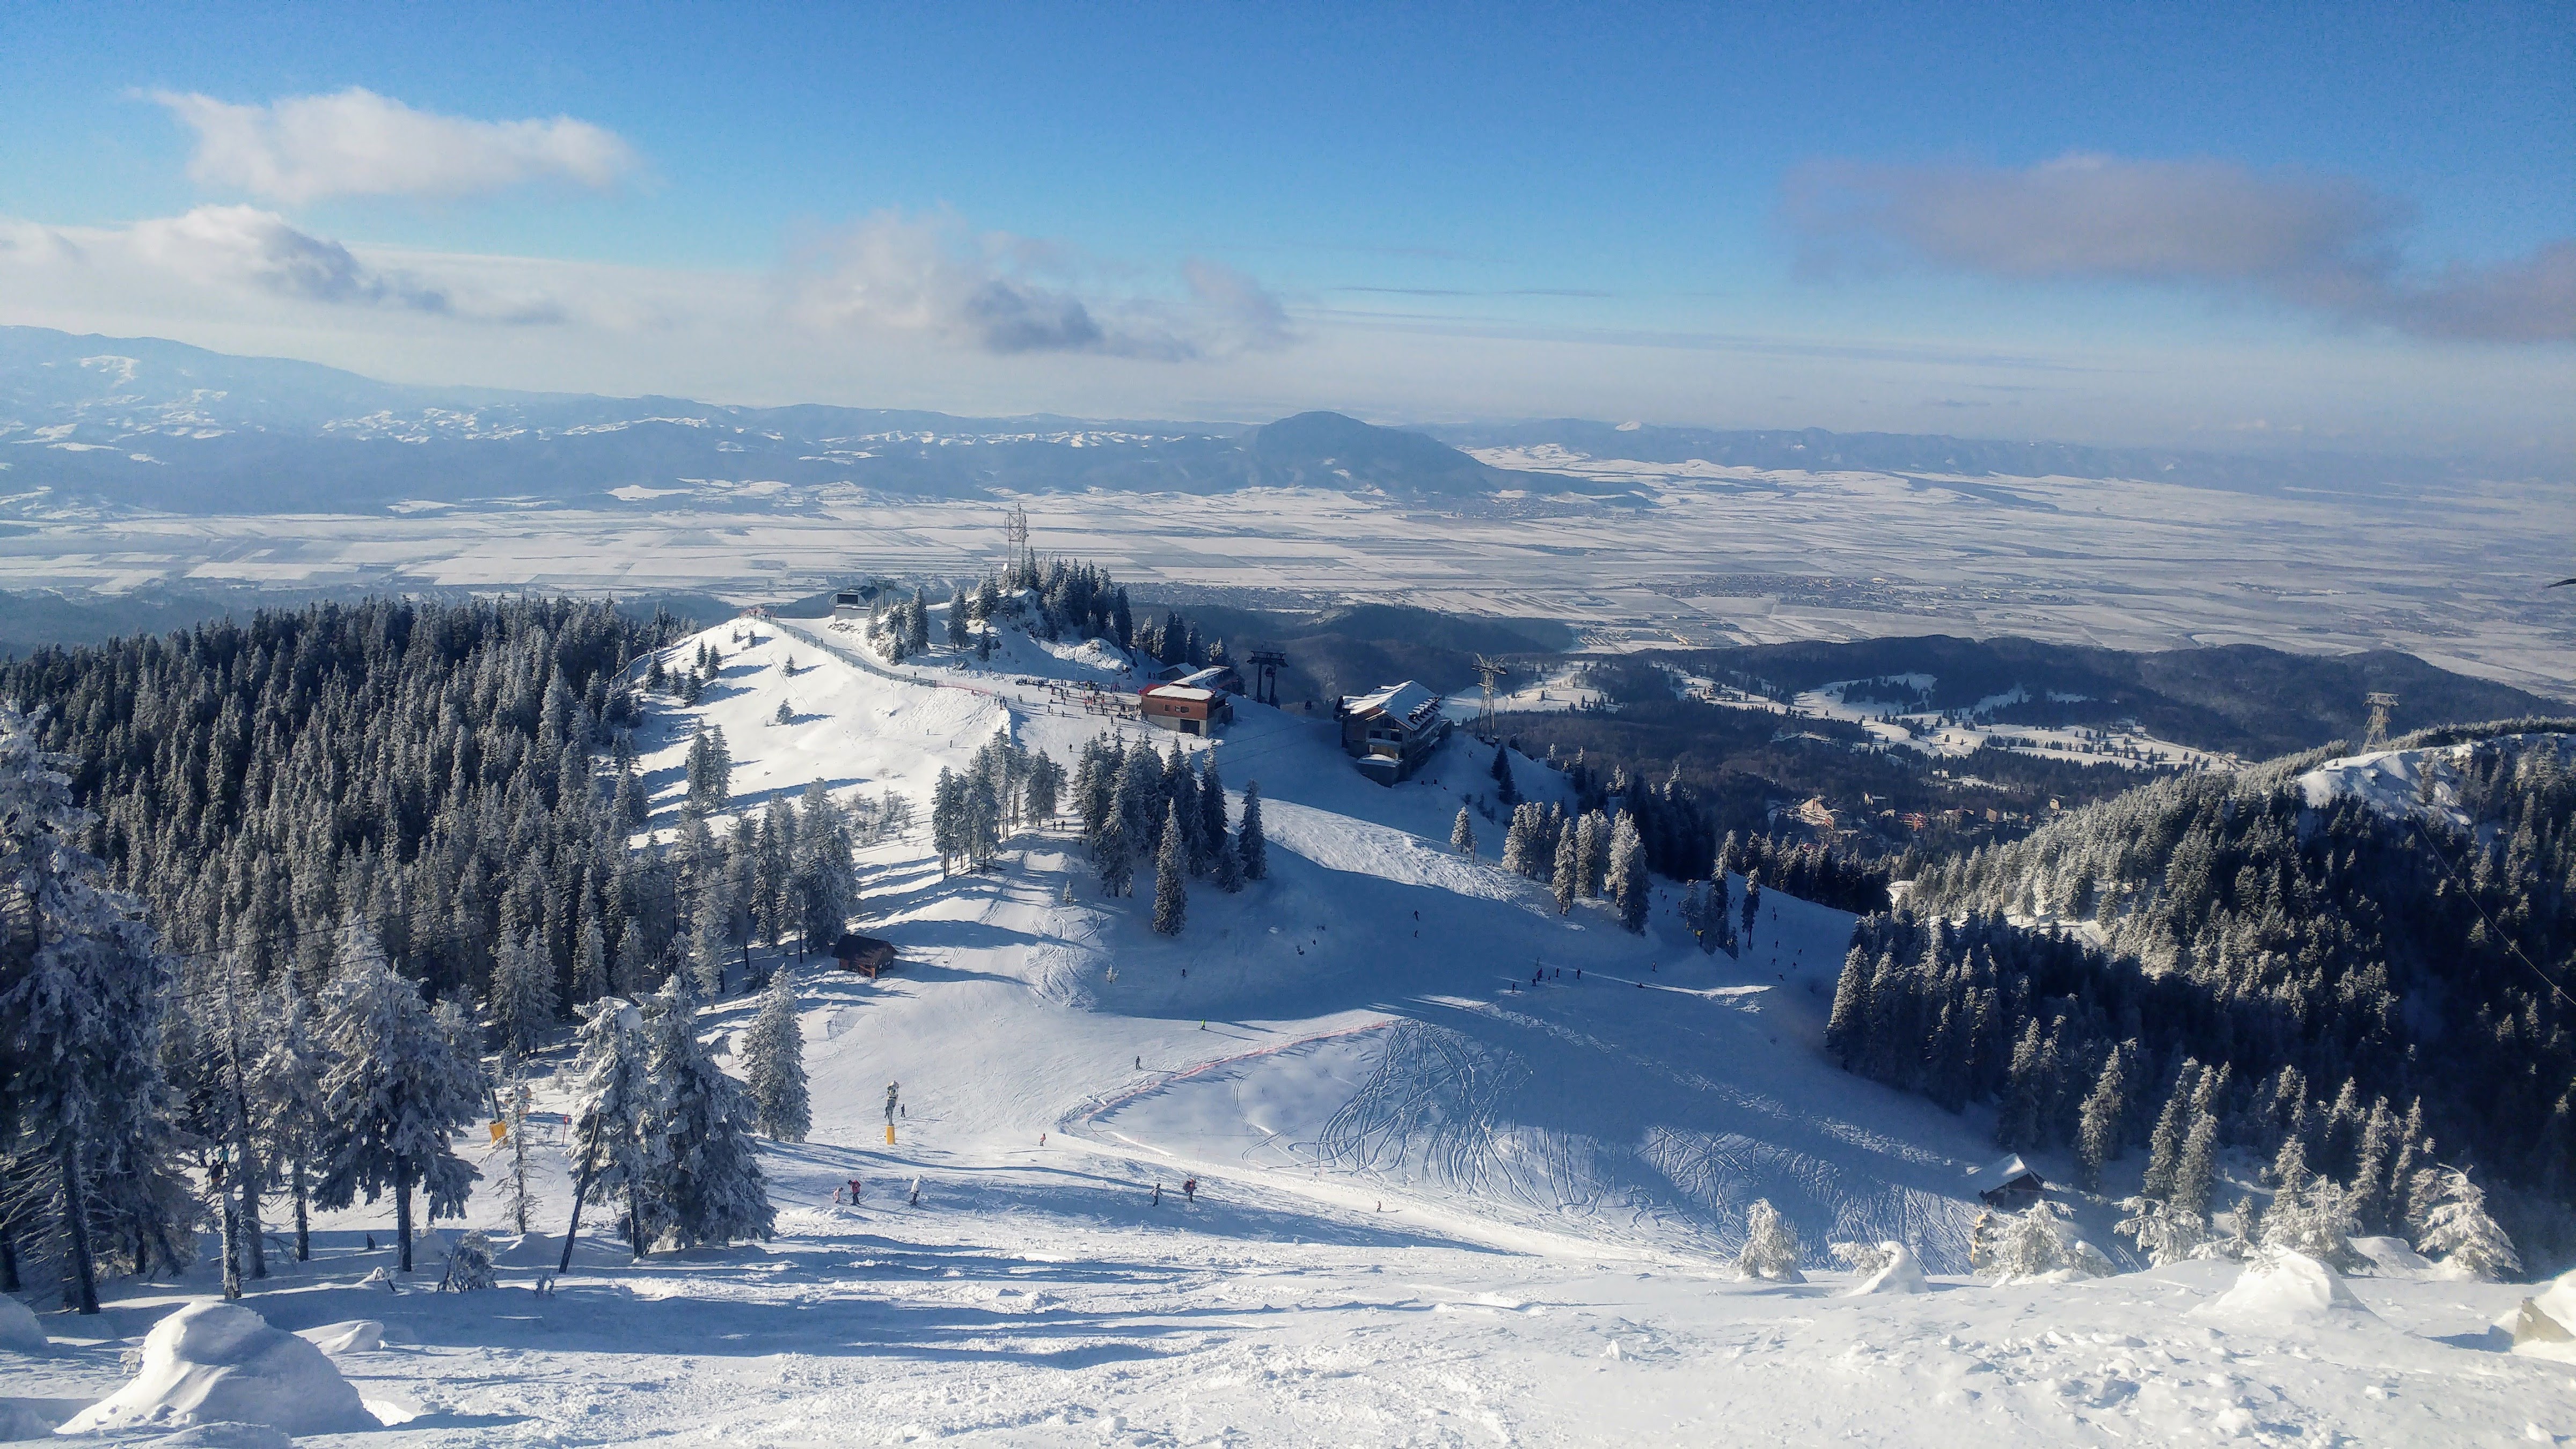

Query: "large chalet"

xmin=1334 ymin=680 xmax=1450 ymax=784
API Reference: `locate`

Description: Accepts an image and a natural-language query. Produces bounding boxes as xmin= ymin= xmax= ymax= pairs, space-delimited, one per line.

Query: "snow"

xmin=2193 ymin=1250 xmax=2379 ymax=1327
xmin=1847 ymin=1242 xmax=1928 ymax=1295
xmin=0 ymin=1291 xmax=45 ymax=1352
xmin=56 ymin=1301 xmax=380 ymax=1437
xmin=18 ymin=613 xmax=2575 ymax=1446
xmin=2298 ymin=733 xmax=2576 ymax=833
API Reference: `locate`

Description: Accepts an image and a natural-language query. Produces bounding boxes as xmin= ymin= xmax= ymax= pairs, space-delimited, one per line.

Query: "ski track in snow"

xmin=10 ymin=614 xmax=2570 ymax=1446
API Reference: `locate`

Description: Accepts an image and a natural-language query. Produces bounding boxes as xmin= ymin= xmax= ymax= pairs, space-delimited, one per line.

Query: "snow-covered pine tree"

xmin=642 ymin=978 xmax=775 ymax=1248
xmin=252 ymin=976 xmax=329 ymax=1261
xmin=792 ymin=781 xmax=855 ymax=952
xmin=2076 ymin=1050 xmax=2131 ymax=1190
xmin=1708 ymin=870 xmax=1732 ymax=955
xmin=742 ymin=967 xmax=811 ymax=1143
xmin=497 ymin=1074 xmax=538 ymax=1234
xmin=2412 ymin=1167 xmax=2520 ymax=1279
xmin=2260 ymin=1172 xmax=2364 ymax=1271
xmin=1825 ymin=946 xmax=1874 ymax=1067
xmin=685 ymin=723 xmax=732 ymax=815
xmin=2141 ymin=1060 xmax=2205 ymax=1202
xmin=0 ymin=704 xmax=187 ymax=1312
xmin=1490 ymin=741 xmax=1518 ymax=806
xmin=1609 ymin=813 xmax=1647 ymax=933
xmin=1152 ymin=800 xmax=1188 ymax=935
xmin=2172 ymin=1107 xmax=2220 ymax=1219
xmin=575 ymin=910 xmax=611 ymax=1005
xmin=1574 ymin=811 xmax=1606 ymax=899
xmin=1988 ymin=1200 xmax=2089 ymax=1280
xmin=493 ymin=929 xmax=558 ymax=1058
xmin=1551 ymin=825 xmax=1579 ymax=914
xmin=1736 ymin=1199 xmax=1804 ymax=1282
xmin=1740 ymin=873 xmax=1761 ymax=941
xmin=566 ymin=997 xmax=661 ymax=1262
xmin=2114 ymin=1195 xmax=2209 ymax=1266
xmin=1197 ymin=757 xmax=1230 ymax=875
xmin=312 ymin=923 xmax=487 ymax=1275
xmin=1235 ymin=781 xmax=1267 ymax=881
xmin=1095 ymin=813 xmax=1134 ymax=896
xmin=947 ymin=589 xmax=971 ymax=650
xmin=1452 ymin=807 xmax=1477 ymax=859
xmin=686 ymin=872 xmax=733 ymax=998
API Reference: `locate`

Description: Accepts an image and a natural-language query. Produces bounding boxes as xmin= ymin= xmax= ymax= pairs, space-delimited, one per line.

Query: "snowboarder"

xmin=1136 ymin=1055 xmax=1142 ymax=1070
xmin=1152 ymin=1182 xmax=1162 ymax=1205
xmin=908 ymin=1177 xmax=921 ymax=1207
xmin=1183 ymin=1177 xmax=1197 ymax=1204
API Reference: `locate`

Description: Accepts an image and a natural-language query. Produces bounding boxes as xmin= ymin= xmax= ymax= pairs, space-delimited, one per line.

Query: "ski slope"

xmin=11 ymin=612 xmax=2572 ymax=1446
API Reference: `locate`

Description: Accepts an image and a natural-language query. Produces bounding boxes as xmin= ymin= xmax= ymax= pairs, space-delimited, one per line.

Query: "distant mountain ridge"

xmin=0 ymin=325 xmax=2533 ymax=515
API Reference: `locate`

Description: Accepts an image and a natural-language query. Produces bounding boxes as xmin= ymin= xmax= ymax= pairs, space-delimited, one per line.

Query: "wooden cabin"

xmin=831 ymin=933 xmax=897 ymax=978
xmin=1974 ymin=1153 xmax=2047 ymax=1205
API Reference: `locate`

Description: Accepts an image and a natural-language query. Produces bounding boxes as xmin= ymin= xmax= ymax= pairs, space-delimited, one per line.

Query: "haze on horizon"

xmin=1 ymin=3 xmax=2570 ymax=467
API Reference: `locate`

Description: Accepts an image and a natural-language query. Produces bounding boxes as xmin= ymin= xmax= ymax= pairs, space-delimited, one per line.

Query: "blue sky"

xmin=2 ymin=3 xmax=2568 ymax=458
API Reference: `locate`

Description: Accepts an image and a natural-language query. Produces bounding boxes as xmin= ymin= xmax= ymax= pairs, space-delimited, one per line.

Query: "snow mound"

xmin=0 ymin=1399 xmax=54 ymax=1439
xmin=2351 ymin=1235 xmax=2433 ymax=1277
xmin=296 ymin=1319 xmax=384 ymax=1355
xmin=2192 ymin=1250 xmax=2377 ymax=1327
xmin=2510 ymin=1266 xmax=2576 ymax=1362
xmin=1847 ymin=1242 xmax=1927 ymax=1296
xmin=59 ymin=1301 xmax=380 ymax=1437
xmin=0 ymin=1292 xmax=45 ymax=1351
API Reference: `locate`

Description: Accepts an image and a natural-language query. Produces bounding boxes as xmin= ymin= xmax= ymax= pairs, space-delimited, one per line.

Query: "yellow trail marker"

xmin=489 ymin=1122 xmax=507 ymax=1143
xmin=885 ymin=1123 xmax=896 ymax=1145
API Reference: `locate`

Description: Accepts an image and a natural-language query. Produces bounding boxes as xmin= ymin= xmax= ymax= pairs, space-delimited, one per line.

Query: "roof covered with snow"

xmin=1344 ymin=680 xmax=1443 ymax=729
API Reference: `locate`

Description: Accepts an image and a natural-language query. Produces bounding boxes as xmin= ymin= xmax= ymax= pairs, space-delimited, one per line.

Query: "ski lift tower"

xmin=1246 ymin=649 xmax=1289 ymax=706
xmin=1001 ymin=503 xmax=1032 ymax=580
xmin=1472 ymin=654 xmax=1513 ymax=740
xmin=2365 ymin=692 xmax=2400 ymax=749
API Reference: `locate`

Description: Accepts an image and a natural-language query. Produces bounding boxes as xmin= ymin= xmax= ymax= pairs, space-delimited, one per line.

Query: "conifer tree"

xmin=742 ymin=967 xmax=811 ymax=1143
xmin=312 ymin=923 xmax=487 ymax=1274
xmin=0 ymin=704 xmax=185 ymax=1311
xmin=566 ymin=996 xmax=657 ymax=1258
xmin=2076 ymin=1050 xmax=2130 ymax=1190
xmin=2172 ymin=1107 xmax=2220 ymax=1219
xmin=1197 ymin=757 xmax=1230 ymax=874
xmin=685 ymin=724 xmax=732 ymax=815
xmin=947 ymin=589 xmax=971 ymax=650
xmin=1095 ymin=813 xmax=1134 ymax=896
xmin=575 ymin=911 xmax=611 ymax=1005
xmin=1452 ymin=807 xmax=1477 ymax=859
xmin=1552 ymin=825 xmax=1579 ymax=914
xmin=1490 ymin=742 xmax=1518 ymax=806
xmin=1235 ymin=781 xmax=1267 ymax=881
xmin=1609 ymin=814 xmax=1648 ymax=933
xmin=1737 ymin=1199 xmax=1804 ymax=1282
xmin=1153 ymin=800 xmax=1188 ymax=935
xmin=2412 ymin=1167 xmax=2520 ymax=1279
xmin=642 ymin=978 xmax=774 ymax=1248
xmin=493 ymin=928 xmax=558 ymax=1057
xmin=252 ymin=977 xmax=328 ymax=1261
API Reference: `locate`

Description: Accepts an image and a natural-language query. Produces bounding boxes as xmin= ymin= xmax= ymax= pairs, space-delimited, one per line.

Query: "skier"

xmin=1183 ymin=1177 xmax=1197 ymax=1204
xmin=908 ymin=1177 xmax=922 ymax=1208
xmin=1136 ymin=1055 xmax=1143 ymax=1070
xmin=1152 ymin=1182 xmax=1162 ymax=1206
xmin=885 ymin=1081 xmax=901 ymax=1124
xmin=847 ymin=1177 xmax=862 ymax=1203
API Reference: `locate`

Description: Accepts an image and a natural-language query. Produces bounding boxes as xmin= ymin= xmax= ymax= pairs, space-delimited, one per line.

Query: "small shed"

xmin=831 ymin=933 xmax=897 ymax=978
xmin=1974 ymin=1153 xmax=2047 ymax=1205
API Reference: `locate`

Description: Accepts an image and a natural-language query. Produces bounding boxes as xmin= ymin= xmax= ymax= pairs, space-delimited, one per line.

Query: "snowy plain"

xmin=5 ymin=616 xmax=2572 ymax=1446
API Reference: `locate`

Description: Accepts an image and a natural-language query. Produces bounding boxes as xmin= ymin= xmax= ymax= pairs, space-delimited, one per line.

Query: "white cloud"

xmin=1786 ymin=153 xmax=2576 ymax=343
xmin=7 ymin=207 xmax=564 ymax=324
xmin=784 ymin=212 xmax=1292 ymax=359
xmin=155 ymin=87 xmax=638 ymax=204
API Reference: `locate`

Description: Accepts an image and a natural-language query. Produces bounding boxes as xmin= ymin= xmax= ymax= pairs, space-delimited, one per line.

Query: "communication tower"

xmin=2365 ymin=692 xmax=2400 ymax=749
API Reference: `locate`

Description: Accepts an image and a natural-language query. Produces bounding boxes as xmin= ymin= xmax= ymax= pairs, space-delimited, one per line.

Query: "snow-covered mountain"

xmin=10 ymin=603 xmax=2572 ymax=1445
